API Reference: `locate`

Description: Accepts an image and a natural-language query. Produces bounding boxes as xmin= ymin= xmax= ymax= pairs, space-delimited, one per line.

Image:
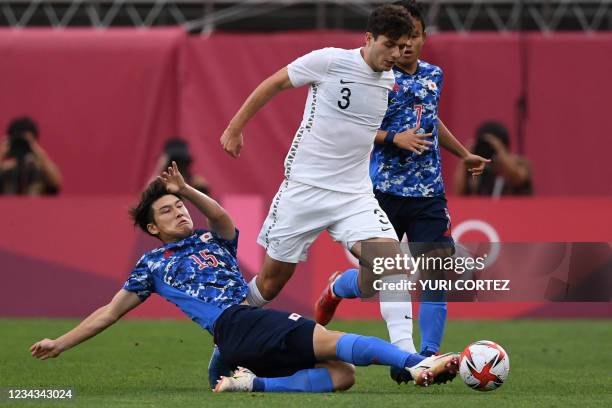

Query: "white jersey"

xmin=285 ymin=47 xmax=395 ymax=193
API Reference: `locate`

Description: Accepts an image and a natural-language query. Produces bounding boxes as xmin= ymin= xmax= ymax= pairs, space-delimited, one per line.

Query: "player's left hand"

xmin=30 ymin=338 xmax=64 ymax=360
xmin=158 ymin=161 xmax=187 ymax=194
xmin=463 ymin=153 xmax=490 ymax=177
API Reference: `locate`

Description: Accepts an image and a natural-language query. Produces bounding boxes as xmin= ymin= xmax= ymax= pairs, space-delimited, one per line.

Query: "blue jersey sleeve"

xmin=123 ymin=255 xmax=154 ymax=301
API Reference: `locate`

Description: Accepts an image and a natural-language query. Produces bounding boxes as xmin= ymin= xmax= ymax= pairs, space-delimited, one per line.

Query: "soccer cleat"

xmin=406 ymin=352 xmax=460 ymax=387
xmin=213 ymin=367 xmax=256 ymax=392
xmin=314 ymin=270 xmax=343 ymax=326
xmin=207 ymin=346 xmax=235 ymax=390
xmin=390 ymin=365 xmax=413 ymax=384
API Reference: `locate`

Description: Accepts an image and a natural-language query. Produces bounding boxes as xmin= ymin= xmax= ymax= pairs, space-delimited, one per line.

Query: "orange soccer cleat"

xmin=314 ymin=270 xmax=344 ymax=326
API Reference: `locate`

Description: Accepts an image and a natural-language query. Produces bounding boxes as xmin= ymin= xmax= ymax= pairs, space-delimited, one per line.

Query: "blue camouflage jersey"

xmin=371 ymin=61 xmax=445 ymax=197
xmin=123 ymin=229 xmax=247 ymax=335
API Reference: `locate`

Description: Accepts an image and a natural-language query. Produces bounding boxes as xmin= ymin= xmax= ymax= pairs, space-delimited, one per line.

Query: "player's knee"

xmin=329 ymin=361 xmax=356 ymax=391
xmin=258 ymin=259 xmax=296 ymax=300
xmin=358 ymin=272 xmax=380 ymax=298
xmin=359 ymin=282 xmax=378 ymax=299
xmin=313 ymin=325 xmax=345 ymax=360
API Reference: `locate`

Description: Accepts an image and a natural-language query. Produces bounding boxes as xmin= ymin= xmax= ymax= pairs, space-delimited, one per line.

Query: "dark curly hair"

xmin=394 ymin=0 xmax=427 ymax=32
xmin=7 ymin=116 xmax=39 ymax=140
xmin=129 ymin=180 xmax=180 ymax=236
xmin=366 ymin=4 xmax=413 ymax=41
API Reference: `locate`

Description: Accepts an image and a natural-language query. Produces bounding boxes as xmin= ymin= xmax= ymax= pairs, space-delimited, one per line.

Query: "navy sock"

xmin=252 ymin=368 xmax=334 ymax=392
xmin=332 ymin=269 xmax=361 ymax=299
xmin=336 ymin=333 xmax=424 ymax=369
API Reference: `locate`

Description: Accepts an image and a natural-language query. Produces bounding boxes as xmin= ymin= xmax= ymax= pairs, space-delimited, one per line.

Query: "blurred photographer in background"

xmin=0 ymin=117 xmax=62 ymax=196
xmin=149 ymin=138 xmax=210 ymax=195
xmin=454 ymin=121 xmax=532 ymax=197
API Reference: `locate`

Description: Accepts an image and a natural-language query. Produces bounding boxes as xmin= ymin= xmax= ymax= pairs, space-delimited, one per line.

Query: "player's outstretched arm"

xmin=375 ymin=128 xmax=433 ymax=155
xmin=438 ymin=120 xmax=490 ymax=176
xmin=29 ymin=289 xmax=142 ymax=360
xmin=220 ymin=67 xmax=294 ymax=158
xmin=159 ymin=161 xmax=235 ymax=240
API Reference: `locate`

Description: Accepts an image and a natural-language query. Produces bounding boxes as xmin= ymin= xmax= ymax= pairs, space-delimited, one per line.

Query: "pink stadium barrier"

xmin=0 ymin=29 xmax=611 ymax=198
xmin=1 ymin=197 xmax=609 ymax=319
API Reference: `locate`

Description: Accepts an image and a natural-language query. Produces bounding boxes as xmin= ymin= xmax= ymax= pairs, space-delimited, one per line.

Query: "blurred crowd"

xmin=0 ymin=116 xmax=209 ymax=197
xmin=0 ymin=116 xmax=530 ymax=197
xmin=0 ymin=117 xmax=61 ymax=195
xmin=454 ymin=121 xmax=532 ymax=197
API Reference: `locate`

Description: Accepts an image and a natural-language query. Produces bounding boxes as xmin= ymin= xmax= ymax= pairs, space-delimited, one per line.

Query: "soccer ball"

xmin=459 ymin=340 xmax=510 ymax=391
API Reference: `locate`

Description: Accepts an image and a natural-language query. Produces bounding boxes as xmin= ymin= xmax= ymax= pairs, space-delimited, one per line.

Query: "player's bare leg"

xmin=315 ymin=237 xmax=402 ymax=324
xmin=246 ymin=254 xmax=297 ymax=306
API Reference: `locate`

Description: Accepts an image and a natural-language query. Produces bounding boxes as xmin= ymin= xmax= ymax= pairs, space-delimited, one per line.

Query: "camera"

xmin=6 ymin=117 xmax=38 ymax=159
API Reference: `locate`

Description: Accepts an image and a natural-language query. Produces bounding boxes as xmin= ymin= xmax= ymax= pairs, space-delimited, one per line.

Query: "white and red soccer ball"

xmin=459 ymin=340 xmax=510 ymax=391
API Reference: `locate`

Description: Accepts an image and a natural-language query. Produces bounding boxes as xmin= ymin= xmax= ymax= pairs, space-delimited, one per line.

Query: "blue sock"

xmin=207 ymin=346 xmax=234 ymax=389
xmin=418 ymin=301 xmax=447 ymax=355
xmin=336 ymin=333 xmax=425 ymax=369
xmin=252 ymin=368 xmax=334 ymax=392
xmin=332 ymin=269 xmax=361 ymax=299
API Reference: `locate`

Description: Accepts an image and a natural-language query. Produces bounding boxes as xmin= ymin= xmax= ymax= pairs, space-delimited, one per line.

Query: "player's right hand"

xmin=159 ymin=161 xmax=187 ymax=194
xmin=392 ymin=127 xmax=433 ymax=155
xmin=30 ymin=338 xmax=64 ymax=360
xmin=220 ymin=128 xmax=244 ymax=158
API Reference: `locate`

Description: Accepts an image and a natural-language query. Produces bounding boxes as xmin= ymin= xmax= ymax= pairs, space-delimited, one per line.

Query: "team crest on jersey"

xmin=200 ymin=232 xmax=213 ymax=243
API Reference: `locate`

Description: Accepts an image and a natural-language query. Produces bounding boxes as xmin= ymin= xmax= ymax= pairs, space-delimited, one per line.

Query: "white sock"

xmin=379 ymin=275 xmax=416 ymax=353
xmin=245 ymin=276 xmax=270 ymax=307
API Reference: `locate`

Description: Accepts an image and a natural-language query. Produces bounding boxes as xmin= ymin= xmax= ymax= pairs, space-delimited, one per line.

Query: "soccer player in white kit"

xmin=220 ymin=5 xmax=422 ymax=328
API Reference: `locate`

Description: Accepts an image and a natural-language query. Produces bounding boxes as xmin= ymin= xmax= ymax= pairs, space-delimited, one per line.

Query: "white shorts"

xmin=257 ymin=179 xmax=398 ymax=263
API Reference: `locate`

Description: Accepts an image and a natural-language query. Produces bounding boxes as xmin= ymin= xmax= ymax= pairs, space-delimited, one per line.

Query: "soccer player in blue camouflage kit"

xmin=30 ymin=162 xmax=459 ymax=392
xmin=316 ymin=0 xmax=489 ymax=384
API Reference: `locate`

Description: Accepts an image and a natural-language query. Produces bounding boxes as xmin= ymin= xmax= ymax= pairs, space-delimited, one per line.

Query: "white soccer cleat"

xmin=213 ymin=367 xmax=256 ymax=392
xmin=406 ymin=352 xmax=460 ymax=387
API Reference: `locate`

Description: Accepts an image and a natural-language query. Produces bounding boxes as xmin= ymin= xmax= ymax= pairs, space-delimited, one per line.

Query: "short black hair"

xmin=394 ymin=0 xmax=427 ymax=32
xmin=366 ymin=4 xmax=413 ymax=41
xmin=129 ymin=180 xmax=180 ymax=236
xmin=476 ymin=121 xmax=510 ymax=148
xmin=7 ymin=116 xmax=39 ymax=140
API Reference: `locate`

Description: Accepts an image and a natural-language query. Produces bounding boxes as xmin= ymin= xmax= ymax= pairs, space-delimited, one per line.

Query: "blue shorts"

xmin=374 ymin=190 xmax=455 ymax=256
xmin=213 ymin=305 xmax=317 ymax=377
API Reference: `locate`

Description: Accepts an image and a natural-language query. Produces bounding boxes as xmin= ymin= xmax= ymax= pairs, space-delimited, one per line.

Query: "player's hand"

xmin=0 ymin=136 xmax=8 ymax=158
xmin=23 ymin=132 xmax=44 ymax=158
xmin=158 ymin=161 xmax=188 ymax=194
xmin=392 ymin=127 xmax=433 ymax=155
xmin=463 ymin=153 xmax=490 ymax=177
xmin=220 ymin=127 xmax=244 ymax=158
xmin=30 ymin=338 xmax=64 ymax=360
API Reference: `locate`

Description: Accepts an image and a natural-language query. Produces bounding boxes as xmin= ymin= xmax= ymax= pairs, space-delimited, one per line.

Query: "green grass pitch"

xmin=2 ymin=318 xmax=611 ymax=407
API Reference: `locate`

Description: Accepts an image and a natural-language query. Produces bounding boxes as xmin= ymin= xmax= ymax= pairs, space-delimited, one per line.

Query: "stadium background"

xmin=1 ymin=1 xmax=611 ymax=326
